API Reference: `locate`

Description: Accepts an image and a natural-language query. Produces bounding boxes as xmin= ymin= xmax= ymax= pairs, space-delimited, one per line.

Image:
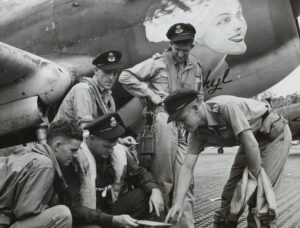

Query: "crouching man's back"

xmin=0 ymin=146 xmax=72 ymax=228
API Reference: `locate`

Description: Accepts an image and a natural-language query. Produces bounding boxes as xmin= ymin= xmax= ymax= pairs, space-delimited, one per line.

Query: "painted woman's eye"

xmin=217 ymin=16 xmax=231 ymax=25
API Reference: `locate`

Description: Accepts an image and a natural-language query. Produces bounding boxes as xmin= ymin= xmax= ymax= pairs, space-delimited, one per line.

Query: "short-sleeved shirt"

xmin=54 ymin=76 xmax=114 ymax=125
xmin=188 ymin=95 xmax=270 ymax=154
xmin=119 ymin=51 xmax=203 ymax=100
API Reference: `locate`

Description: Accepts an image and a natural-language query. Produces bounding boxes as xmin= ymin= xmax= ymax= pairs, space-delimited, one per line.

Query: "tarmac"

xmin=0 ymin=144 xmax=299 ymax=227
xmin=193 ymin=145 xmax=300 ymax=228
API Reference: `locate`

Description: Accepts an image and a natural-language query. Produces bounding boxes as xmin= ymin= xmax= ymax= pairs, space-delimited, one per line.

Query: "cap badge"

xmin=210 ymin=104 xmax=219 ymax=113
xmin=175 ymin=25 xmax=183 ymax=34
xmin=110 ymin=117 xmax=117 ymax=127
xmin=107 ymin=53 xmax=116 ymax=62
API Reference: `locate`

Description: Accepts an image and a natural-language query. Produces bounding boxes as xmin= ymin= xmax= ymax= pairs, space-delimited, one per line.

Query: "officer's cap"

xmin=92 ymin=50 xmax=123 ymax=71
xmin=166 ymin=23 xmax=196 ymax=42
xmin=84 ymin=113 xmax=125 ymax=140
xmin=164 ymin=88 xmax=199 ymax=123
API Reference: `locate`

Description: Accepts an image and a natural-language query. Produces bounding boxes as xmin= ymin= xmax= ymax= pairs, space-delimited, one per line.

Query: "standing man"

xmin=119 ymin=23 xmax=203 ymax=228
xmin=0 ymin=120 xmax=83 ymax=228
xmin=57 ymin=113 xmax=164 ymax=228
xmin=164 ymin=89 xmax=291 ymax=228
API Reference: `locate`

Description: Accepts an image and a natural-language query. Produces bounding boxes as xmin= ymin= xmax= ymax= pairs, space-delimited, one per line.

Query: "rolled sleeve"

xmin=196 ymin=65 xmax=204 ymax=101
xmin=223 ymin=103 xmax=252 ymax=137
xmin=119 ymin=57 xmax=158 ymax=97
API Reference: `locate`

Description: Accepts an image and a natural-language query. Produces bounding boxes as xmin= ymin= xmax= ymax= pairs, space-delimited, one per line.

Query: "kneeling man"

xmin=58 ymin=113 xmax=164 ymax=228
xmin=0 ymin=120 xmax=83 ymax=228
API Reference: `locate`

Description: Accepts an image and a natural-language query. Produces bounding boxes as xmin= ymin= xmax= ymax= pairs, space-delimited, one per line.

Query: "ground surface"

xmin=1 ymin=144 xmax=299 ymax=227
xmin=194 ymin=145 xmax=300 ymax=228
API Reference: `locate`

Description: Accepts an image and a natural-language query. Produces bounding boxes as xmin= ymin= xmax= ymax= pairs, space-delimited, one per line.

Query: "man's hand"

xmin=149 ymin=188 xmax=164 ymax=217
xmin=146 ymin=88 xmax=162 ymax=105
xmin=112 ymin=215 xmax=138 ymax=227
xmin=165 ymin=202 xmax=183 ymax=224
xmin=150 ymin=94 xmax=163 ymax=105
xmin=73 ymin=148 xmax=89 ymax=175
xmin=118 ymin=136 xmax=137 ymax=146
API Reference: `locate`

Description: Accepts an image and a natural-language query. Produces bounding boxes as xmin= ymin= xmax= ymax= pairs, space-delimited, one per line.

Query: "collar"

xmin=165 ymin=50 xmax=194 ymax=70
xmin=84 ymin=140 xmax=111 ymax=164
xmin=32 ymin=143 xmax=68 ymax=190
xmin=177 ymin=57 xmax=194 ymax=71
xmin=92 ymin=75 xmax=112 ymax=95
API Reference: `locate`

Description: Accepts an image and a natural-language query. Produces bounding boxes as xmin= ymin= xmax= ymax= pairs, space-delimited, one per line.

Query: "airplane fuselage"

xmin=0 ymin=0 xmax=300 ymax=146
xmin=1 ymin=0 xmax=299 ymax=98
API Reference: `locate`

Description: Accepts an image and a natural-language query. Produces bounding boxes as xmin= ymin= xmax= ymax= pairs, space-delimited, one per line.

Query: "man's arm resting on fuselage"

xmin=238 ymin=129 xmax=261 ymax=178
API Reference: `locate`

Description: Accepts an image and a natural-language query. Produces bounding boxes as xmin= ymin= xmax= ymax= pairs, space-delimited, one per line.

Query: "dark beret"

xmin=84 ymin=113 xmax=125 ymax=140
xmin=166 ymin=23 xmax=196 ymax=42
xmin=164 ymin=88 xmax=199 ymax=123
xmin=92 ymin=50 xmax=123 ymax=71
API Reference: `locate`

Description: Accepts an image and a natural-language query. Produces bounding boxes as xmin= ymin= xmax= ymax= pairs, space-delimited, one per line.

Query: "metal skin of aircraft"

xmin=0 ymin=0 xmax=300 ymax=148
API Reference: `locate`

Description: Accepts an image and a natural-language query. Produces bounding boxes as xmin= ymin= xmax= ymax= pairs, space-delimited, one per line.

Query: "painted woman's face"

xmin=199 ymin=0 xmax=247 ymax=54
xmin=143 ymin=0 xmax=247 ymax=55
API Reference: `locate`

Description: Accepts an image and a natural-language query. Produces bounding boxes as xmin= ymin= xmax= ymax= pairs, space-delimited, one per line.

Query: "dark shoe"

xmin=213 ymin=219 xmax=238 ymax=228
xmin=214 ymin=211 xmax=238 ymax=228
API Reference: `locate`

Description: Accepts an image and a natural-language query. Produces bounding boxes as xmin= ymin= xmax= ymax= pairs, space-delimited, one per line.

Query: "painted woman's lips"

xmin=229 ymin=34 xmax=244 ymax=42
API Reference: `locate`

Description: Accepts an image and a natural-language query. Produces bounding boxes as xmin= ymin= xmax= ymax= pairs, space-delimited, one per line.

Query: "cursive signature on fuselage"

xmin=203 ymin=68 xmax=233 ymax=94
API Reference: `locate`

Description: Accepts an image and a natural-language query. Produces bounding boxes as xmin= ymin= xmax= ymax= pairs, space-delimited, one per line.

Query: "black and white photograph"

xmin=0 ymin=0 xmax=300 ymax=227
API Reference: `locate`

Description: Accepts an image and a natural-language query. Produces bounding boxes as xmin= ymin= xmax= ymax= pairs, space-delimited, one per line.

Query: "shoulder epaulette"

xmin=207 ymin=102 xmax=220 ymax=113
xmin=152 ymin=53 xmax=163 ymax=60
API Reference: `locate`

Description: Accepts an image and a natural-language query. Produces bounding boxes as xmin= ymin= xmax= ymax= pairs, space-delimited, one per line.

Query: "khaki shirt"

xmin=54 ymin=75 xmax=113 ymax=125
xmin=188 ymin=96 xmax=270 ymax=154
xmin=119 ymin=51 xmax=203 ymax=100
